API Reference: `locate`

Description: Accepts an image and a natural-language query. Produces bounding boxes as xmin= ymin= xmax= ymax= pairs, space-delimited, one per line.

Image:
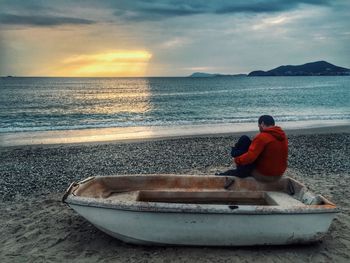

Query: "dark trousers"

xmin=217 ymin=135 xmax=255 ymax=178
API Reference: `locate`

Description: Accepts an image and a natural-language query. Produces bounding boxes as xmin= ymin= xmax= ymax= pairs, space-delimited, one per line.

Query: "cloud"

xmin=0 ymin=0 xmax=348 ymax=76
xmin=214 ymin=0 xmax=330 ymax=14
xmin=158 ymin=37 xmax=190 ymax=49
xmin=113 ymin=3 xmax=202 ymax=22
xmin=55 ymin=51 xmax=153 ymax=77
xmin=0 ymin=13 xmax=95 ymax=27
xmin=0 ymin=0 xmax=337 ymax=25
xmin=112 ymin=0 xmax=332 ymax=22
xmin=63 ymin=51 xmax=152 ymax=64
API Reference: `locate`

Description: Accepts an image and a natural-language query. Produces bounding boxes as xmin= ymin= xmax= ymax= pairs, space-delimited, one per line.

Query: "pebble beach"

xmin=1 ymin=126 xmax=350 ymax=262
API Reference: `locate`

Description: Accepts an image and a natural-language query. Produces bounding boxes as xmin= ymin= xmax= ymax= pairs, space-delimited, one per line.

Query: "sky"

xmin=0 ymin=0 xmax=349 ymax=77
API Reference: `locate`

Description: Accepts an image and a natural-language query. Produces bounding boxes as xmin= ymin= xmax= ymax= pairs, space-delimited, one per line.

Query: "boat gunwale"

xmin=65 ymin=195 xmax=339 ymax=215
xmin=63 ymin=174 xmax=339 ymax=215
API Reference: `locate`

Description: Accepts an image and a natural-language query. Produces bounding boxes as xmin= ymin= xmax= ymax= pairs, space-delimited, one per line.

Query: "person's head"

xmin=258 ymin=115 xmax=275 ymax=132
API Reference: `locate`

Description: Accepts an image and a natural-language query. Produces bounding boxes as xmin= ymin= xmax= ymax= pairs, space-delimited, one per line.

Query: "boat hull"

xmin=63 ymin=175 xmax=338 ymax=246
xmin=69 ymin=203 xmax=336 ymax=246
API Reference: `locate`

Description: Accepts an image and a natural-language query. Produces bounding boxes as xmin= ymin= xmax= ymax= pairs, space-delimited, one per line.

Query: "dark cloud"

xmin=215 ymin=1 xmax=315 ymax=14
xmin=0 ymin=0 xmax=96 ymax=27
xmin=112 ymin=0 xmax=332 ymax=21
xmin=0 ymin=0 xmax=337 ymax=25
xmin=0 ymin=14 xmax=95 ymax=27
xmin=114 ymin=5 xmax=202 ymax=22
xmin=0 ymin=0 xmax=52 ymax=12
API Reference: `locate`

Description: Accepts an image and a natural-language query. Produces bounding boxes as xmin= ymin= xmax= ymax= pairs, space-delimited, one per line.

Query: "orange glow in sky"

xmin=55 ymin=51 xmax=152 ymax=77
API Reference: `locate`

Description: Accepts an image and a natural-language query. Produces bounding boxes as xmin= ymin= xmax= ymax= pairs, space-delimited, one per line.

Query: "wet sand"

xmin=1 ymin=126 xmax=349 ymax=262
xmin=1 ymin=119 xmax=349 ymax=147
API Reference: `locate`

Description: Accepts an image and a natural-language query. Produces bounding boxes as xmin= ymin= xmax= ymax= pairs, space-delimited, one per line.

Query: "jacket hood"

xmin=262 ymin=126 xmax=286 ymax=141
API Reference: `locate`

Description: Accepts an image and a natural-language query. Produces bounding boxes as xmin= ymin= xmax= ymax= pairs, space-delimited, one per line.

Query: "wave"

xmin=1 ymin=114 xmax=349 ymax=133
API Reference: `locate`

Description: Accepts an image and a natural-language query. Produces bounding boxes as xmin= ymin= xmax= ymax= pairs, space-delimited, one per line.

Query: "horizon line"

xmin=0 ymin=74 xmax=248 ymax=78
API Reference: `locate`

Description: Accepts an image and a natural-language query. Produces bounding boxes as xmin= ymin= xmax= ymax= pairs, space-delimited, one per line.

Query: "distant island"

xmin=189 ymin=72 xmax=247 ymax=78
xmin=189 ymin=61 xmax=350 ymax=78
xmin=248 ymin=61 xmax=350 ymax=76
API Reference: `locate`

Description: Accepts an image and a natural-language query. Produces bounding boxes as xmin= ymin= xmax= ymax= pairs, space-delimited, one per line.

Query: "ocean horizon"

xmin=1 ymin=76 xmax=349 ymax=135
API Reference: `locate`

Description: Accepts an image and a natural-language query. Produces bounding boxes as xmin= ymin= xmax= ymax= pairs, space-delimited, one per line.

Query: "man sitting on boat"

xmin=217 ymin=115 xmax=288 ymax=182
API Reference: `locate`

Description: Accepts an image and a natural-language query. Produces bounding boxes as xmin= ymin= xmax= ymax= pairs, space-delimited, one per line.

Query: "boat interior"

xmin=65 ymin=175 xmax=335 ymax=207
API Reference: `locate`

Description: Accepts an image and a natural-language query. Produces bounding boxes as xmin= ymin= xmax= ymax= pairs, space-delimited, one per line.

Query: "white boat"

xmin=62 ymin=175 xmax=338 ymax=246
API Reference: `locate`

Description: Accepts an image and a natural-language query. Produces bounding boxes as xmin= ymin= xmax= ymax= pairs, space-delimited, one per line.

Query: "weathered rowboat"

xmin=62 ymin=175 xmax=338 ymax=246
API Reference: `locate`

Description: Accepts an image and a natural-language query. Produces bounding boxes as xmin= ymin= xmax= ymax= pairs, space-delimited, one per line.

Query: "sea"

xmin=0 ymin=76 xmax=349 ymax=135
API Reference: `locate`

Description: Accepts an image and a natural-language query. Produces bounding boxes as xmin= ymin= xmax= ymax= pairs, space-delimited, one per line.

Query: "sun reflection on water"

xmin=70 ymin=78 xmax=153 ymax=115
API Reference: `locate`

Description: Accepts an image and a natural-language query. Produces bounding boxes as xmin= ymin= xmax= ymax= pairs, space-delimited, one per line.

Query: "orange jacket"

xmin=234 ymin=126 xmax=288 ymax=176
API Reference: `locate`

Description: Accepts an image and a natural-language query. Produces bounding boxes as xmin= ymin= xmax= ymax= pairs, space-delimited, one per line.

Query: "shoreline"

xmin=1 ymin=119 xmax=349 ymax=147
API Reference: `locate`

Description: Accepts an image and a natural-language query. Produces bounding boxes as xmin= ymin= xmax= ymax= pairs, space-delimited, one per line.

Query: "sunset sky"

xmin=0 ymin=0 xmax=349 ymax=77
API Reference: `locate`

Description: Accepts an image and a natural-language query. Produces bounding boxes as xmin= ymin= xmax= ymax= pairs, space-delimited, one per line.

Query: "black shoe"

xmin=215 ymin=171 xmax=227 ymax=176
xmin=215 ymin=169 xmax=236 ymax=176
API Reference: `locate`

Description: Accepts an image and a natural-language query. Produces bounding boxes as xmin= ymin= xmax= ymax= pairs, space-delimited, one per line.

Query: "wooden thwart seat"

xmin=105 ymin=190 xmax=305 ymax=207
xmin=265 ymin=191 xmax=305 ymax=206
